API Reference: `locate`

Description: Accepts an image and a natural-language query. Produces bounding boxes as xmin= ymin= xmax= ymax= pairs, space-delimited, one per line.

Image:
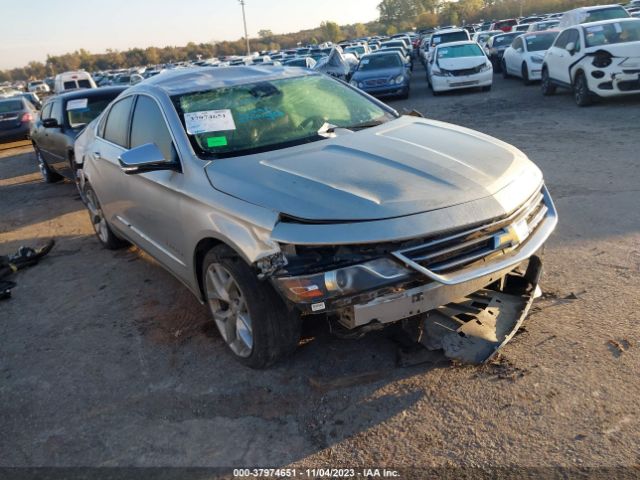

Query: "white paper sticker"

xmin=66 ymin=98 xmax=88 ymax=110
xmin=586 ymin=25 xmax=604 ymax=32
xmin=361 ymin=59 xmax=370 ymax=64
xmin=311 ymin=302 xmax=326 ymax=312
xmin=184 ymin=109 xmax=236 ymax=134
xmin=433 ymin=37 xmax=441 ymax=44
xmin=614 ymin=23 xmax=622 ymax=33
xmin=528 ymin=35 xmax=537 ymax=39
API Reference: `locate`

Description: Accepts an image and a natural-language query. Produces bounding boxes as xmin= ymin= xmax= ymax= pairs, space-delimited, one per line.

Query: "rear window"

xmin=63 ymin=81 xmax=76 ymax=89
xmin=493 ymin=34 xmax=518 ymax=46
xmin=525 ymin=33 xmax=558 ymax=51
xmin=77 ymin=79 xmax=92 ymax=88
xmin=0 ymin=100 xmax=23 ymax=113
xmin=584 ymin=20 xmax=640 ymax=47
xmin=584 ymin=6 xmax=630 ymax=22
xmin=496 ymin=19 xmax=518 ymax=28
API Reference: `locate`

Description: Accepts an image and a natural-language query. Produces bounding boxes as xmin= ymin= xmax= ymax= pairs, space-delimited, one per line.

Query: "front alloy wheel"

xmin=35 ymin=147 xmax=61 ymax=183
xmin=205 ymin=263 xmax=253 ymax=358
xmin=541 ymin=68 xmax=556 ymax=96
xmin=84 ymin=186 xmax=128 ymax=249
xmin=573 ymin=72 xmax=593 ymax=107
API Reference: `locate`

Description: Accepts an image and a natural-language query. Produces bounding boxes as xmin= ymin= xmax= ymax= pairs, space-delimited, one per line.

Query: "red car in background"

xmin=491 ymin=19 xmax=518 ymax=32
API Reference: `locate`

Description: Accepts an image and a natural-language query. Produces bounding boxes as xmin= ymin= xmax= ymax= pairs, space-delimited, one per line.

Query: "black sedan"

xmin=0 ymin=97 xmax=37 ymax=143
xmin=31 ymin=86 xmax=127 ymax=184
xmin=485 ymin=32 xmax=522 ymax=72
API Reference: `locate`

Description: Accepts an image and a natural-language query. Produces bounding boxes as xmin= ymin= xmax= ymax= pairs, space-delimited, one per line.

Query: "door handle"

xmin=94 ymin=151 xmax=101 ymax=159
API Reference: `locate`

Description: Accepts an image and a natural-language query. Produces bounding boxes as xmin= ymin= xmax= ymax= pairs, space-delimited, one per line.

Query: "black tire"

xmin=481 ymin=85 xmax=492 ymax=92
xmin=541 ymin=67 xmax=556 ymax=96
xmin=34 ymin=145 xmax=62 ymax=183
xmin=84 ymin=185 xmax=129 ymax=250
xmin=502 ymin=60 xmax=510 ymax=79
xmin=522 ymin=63 xmax=532 ymax=85
xmin=573 ymin=72 xmax=593 ymax=107
xmin=202 ymin=245 xmax=301 ymax=369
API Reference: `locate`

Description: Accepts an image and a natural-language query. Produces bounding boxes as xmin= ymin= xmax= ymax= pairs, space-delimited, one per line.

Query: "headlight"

xmin=432 ymin=68 xmax=448 ymax=77
xmin=530 ymin=55 xmax=544 ymax=64
xmin=274 ymin=257 xmax=413 ymax=304
xmin=480 ymin=61 xmax=492 ymax=72
xmin=394 ymin=74 xmax=405 ymax=84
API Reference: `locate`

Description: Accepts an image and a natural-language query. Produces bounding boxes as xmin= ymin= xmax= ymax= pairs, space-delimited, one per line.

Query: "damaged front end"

xmin=267 ymin=186 xmax=557 ymax=364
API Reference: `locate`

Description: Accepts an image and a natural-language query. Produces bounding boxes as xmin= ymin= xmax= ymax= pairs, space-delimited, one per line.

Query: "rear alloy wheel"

xmin=541 ymin=68 xmax=556 ymax=96
xmin=84 ymin=185 xmax=128 ymax=249
xmin=35 ymin=147 xmax=61 ymax=183
xmin=522 ymin=63 xmax=532 ymax=85
xmin=202 ymin=245 xmax=301 ymax=369
xmin=573 ymin=72 xmax=593 ymax=107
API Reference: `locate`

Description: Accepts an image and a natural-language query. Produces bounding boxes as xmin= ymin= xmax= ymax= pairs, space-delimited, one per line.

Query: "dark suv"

xmin=31 ymin=86 xmax=126 ymax=184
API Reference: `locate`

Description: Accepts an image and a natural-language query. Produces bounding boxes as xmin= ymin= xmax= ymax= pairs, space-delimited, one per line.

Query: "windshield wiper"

xmin=325 ymin=120 xmax=386 ymax=133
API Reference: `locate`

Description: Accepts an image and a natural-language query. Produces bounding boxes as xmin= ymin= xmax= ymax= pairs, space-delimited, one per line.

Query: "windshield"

xmin=438 ymin=44 xmax=484 ymax=58
xmin=584 ymin=6 xmax=630 ymax=22
xmin=358 ymin=54 xmax=402 ymax=70
xmin=0 ymin=100 xmax=23 ymax=113
xmin=66 ymin=96 xmax=115 ymax=129
xmin=174 ymin=74 xmax=394 ymax=158
xmin=584 ymin=20 xmax=640 ymax=46
xmin=432 ymin=31 xmax=469 ymax=46
xmin=525 ymin=33 xmax=558 ymax=51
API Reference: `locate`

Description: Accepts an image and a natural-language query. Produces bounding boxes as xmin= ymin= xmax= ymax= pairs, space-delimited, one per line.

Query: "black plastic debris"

xmin=0 ymin=239 xmax=55 ymax=300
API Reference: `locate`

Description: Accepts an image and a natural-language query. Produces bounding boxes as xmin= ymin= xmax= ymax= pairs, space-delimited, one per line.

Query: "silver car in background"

xmin=75 ymin=66 xmax=557 ymax=368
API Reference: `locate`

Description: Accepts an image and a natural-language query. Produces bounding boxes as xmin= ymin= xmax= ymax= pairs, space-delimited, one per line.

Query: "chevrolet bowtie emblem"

xmin=494 ymin=220 xmax=530 ymax=250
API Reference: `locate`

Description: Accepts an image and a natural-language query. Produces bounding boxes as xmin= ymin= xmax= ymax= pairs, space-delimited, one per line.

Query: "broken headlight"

xmin=273 ymin=257 xmax=413 ymax=304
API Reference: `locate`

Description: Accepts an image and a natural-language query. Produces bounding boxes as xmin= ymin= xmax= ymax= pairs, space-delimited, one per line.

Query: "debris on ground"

xmin=0 ymin=239 xmax=55 ymax=300
xmin=308 ymin=369 xmax=392 ymax=393
xmin=607 ymin=339 xmax=632 ymax=358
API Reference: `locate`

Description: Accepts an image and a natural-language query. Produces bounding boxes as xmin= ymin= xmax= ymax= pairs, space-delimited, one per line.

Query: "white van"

xmin=53 ymin=71 xmax=97 ymax=94
xmin=557 ymin=4 xmax=630 ymax=28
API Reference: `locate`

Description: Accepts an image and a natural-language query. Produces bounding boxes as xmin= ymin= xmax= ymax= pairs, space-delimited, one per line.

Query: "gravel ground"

xmin=1 ymin=69 xmax=639 ymax=472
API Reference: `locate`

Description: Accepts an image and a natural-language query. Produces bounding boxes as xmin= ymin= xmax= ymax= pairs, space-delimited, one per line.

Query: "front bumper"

xmin=275 ymin=185 xmax=557 ymax=328
xmin=431 ymin=70 xmax=493 ymax=92
xmin=587 ymin=68 xmax=640 ymax=97
xmin=361 ymin=84 xmax=409 ymax=97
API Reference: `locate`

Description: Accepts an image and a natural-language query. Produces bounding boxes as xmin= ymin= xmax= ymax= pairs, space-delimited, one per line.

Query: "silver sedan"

xmin=75 ymin=66 xmax=557 ymax=368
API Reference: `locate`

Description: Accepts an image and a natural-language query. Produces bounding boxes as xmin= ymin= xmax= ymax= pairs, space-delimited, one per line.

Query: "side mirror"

xmin=42 ymin=118 xmax=59 ymax=128
xmin=118 ymin=143 xmax=177 ymax=175
xmin=566 ymin=42 xmax=576 ymax=55
xmin=516 ymin=47 xmax=523 ymax=53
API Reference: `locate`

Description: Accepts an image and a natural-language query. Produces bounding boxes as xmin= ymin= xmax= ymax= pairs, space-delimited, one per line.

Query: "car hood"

xmin=437 ymin=56 xmax=487 ymax=70
xmin=204 ymin=116 xmax=542 ymax=222
xmin=352 ymin=67 xmax=404 ymax=80
xmin=587 ymin=41 xmax=640 ymax=60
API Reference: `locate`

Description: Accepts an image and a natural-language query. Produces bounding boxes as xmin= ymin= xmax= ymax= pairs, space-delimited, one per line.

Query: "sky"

xmin=0 ymin=0 xmax=381 ymax=70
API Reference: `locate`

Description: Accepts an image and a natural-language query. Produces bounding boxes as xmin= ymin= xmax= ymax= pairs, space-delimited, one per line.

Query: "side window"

xmin=564 ymin=29 xmax=579 ymax=51
xmin=103 ymin=96 xmax=134 ymax=148
xmin=513 ymin=37 xmax=523 ymax=50
xmin=554 ymin=30 xmax=571 ymax=49
xmin=97 ymin=108 xmax=109 ymax=138
xmin=50 ymin=100 xmax=63 ymax=124
xmin=129 ymin=96 xmax=176 ymax=162
xmin=41 ymin=103 xmax=53 ymax=119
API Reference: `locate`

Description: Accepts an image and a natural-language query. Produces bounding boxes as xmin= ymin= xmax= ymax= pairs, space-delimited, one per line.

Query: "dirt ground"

xmin=1 ymin=70 xmax=639 ymax=472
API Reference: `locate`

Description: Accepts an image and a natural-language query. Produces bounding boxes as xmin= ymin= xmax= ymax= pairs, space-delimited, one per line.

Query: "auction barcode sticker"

xmin=184 ymin=109 xmax=236 ymax=134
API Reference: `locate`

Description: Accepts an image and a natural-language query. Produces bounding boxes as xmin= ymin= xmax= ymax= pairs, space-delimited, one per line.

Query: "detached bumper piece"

xmin=401 ymin=256 xmax=542 ymax=365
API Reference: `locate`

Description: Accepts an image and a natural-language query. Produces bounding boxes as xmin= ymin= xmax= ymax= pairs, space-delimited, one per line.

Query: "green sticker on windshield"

xmin=207 ymin=136 xmax=228 ymax=147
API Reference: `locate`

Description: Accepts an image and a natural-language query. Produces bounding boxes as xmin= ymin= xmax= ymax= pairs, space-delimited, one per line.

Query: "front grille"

xmin=394 ymin=188 xmax=547 ymax=275
xmin=364 ymin=78 xmax=388 ymax=87
xmin=622 ymin=69 xmax=640 ymax=74
xmin=451 ymin=65 xmax=482 ymax=76
xmin=618 ymin=79 xmax=640 ymax=91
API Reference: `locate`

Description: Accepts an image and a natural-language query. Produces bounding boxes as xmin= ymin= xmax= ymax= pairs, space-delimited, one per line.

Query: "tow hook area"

xmin=400 ymin=256 xmax=542 ymax=366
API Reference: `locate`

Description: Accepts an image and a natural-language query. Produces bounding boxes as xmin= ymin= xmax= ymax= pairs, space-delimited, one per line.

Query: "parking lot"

xmin=1 ymin=68 xmax=640 ymax=470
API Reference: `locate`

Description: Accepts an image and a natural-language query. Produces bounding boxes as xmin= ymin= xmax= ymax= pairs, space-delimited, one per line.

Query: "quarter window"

xmin=50 ymin=100 xmax=63 ymax=125
xmin=129 ymin=96 xmax=176 ymax=162
xmin=554 ymin=30 xmax=572 ymax=49
xmin=41 ymin=103 xmax=53 ymax=120
xmin=103 ymin=96 xmax=134 ymax=147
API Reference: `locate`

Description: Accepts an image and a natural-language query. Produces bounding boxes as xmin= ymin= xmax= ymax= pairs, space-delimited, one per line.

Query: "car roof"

xmin=578 ymin=17 xmax=639 ymax=28
xmin=138 ymin=66 xmax=314 ymax=96
xmin=567 ymin=3 xmax=625 ymax=11
xmin=53 ymin=86 xmax=128 ymax=100
xmin=435 ymin=40 xmax=477 ymax=47
xmin=433 ymin=28 xmax=466 ymax=34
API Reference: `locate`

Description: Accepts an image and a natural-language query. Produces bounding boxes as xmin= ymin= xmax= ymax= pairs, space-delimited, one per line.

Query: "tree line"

xmin=1 ymin=0 xmax=608 ymax=82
